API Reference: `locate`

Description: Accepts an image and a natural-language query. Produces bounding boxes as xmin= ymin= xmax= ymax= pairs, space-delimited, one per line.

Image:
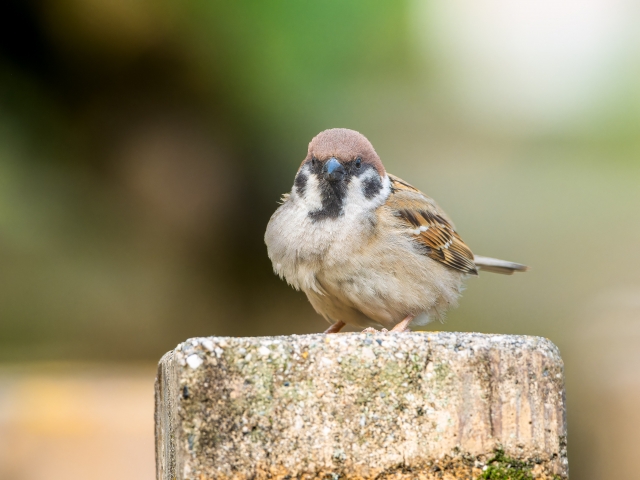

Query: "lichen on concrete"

xmin=155 ymin=332 xmax=568 ymax=480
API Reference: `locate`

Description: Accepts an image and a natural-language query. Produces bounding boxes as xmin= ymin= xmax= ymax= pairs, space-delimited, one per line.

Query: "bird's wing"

xmin=385 ymin=174 xmax=478 ymax=275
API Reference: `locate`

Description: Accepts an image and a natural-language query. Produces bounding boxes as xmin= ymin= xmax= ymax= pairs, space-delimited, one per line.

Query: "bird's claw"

xmin=361 ymin=327 xmax=389 ymax=334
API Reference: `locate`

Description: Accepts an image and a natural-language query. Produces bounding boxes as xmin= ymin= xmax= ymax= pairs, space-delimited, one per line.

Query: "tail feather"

xmin=473 ymin=255 xmax=529 ymax=275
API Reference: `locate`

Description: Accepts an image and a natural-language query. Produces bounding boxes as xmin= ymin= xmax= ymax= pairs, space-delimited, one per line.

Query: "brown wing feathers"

xmin=389 ymin=176 xmax=478 ymax=275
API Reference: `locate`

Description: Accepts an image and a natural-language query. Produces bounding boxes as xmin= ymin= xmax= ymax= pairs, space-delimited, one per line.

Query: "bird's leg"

xmin=324 ymin=321 xmax=346 ymax=334
xmin=390 ymin=314 xmax=415 ymax=333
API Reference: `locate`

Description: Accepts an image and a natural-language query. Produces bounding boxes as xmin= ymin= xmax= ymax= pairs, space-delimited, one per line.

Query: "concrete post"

xmin=155 ymin=332 xmax=567 ymax=479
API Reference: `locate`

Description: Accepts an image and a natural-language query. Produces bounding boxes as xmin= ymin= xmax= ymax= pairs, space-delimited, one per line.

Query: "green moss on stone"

xmin=478 ymin=449 xmax=534 ymax=480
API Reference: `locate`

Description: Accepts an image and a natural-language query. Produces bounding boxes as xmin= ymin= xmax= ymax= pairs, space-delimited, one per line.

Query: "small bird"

xmin=264 ymin=128 xmax=527 ymax=333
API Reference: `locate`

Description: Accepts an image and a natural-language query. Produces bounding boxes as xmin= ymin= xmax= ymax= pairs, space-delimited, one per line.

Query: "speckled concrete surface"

xmin=155 ymin=333 xmax=567 ymax=480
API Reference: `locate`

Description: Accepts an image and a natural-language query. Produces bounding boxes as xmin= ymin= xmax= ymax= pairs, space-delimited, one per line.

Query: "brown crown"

xmin=302 ymin=128 xmax=385 ymax=176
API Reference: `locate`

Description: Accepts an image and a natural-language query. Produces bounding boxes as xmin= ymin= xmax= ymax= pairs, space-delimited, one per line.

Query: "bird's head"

xmin=292 ymin=128 xmax=389 ymax=220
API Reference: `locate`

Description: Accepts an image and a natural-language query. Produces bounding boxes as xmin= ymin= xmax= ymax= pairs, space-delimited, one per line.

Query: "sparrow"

xmin=264 ymin=128 xmax=528 ymax=333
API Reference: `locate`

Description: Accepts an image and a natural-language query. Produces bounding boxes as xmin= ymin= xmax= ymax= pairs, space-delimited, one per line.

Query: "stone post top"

xmin=168 ymin=332 xmax=562 ymax=374
xmin=171 ymin=329 xmax=561 ymax=354
xmin=156 ymin=332 xmax=567 ymax=480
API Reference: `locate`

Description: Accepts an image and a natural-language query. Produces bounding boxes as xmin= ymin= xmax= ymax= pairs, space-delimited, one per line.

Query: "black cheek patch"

xmin=294 ymin=171 xmax=307 ymax=196
xmin=362 ymin=176 xmax=382 ymax=199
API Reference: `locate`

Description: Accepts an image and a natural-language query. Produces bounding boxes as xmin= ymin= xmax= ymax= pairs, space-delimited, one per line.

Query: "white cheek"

xmin=343 ymin=172 xmax=390 ymax=215
xmin=301 ymin=171 xmax=324 ymax=211
xmin=290 ymin=165 xmax=322 ymax=210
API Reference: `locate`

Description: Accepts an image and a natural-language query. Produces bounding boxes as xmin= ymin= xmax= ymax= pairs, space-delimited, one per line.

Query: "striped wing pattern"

xmin=387 ymin=174 xmax=478 ymax=275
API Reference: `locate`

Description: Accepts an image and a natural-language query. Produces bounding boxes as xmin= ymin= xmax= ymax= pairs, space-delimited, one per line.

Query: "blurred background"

xmin=0 ymin=0 xmax=639 ymax=478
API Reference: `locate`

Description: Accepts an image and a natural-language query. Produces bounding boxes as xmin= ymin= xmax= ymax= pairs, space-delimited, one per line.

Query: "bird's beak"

xmin=324 ymin=157 xmax=345 ymax=182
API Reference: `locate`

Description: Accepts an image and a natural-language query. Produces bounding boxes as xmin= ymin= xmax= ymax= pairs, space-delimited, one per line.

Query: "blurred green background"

xmin=1 ymin=1 xmax=639 ymax=479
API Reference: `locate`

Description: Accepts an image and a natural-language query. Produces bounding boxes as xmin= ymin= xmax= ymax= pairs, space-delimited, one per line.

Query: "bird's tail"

xmin=473 ymin=255 xmax=529 ymax=275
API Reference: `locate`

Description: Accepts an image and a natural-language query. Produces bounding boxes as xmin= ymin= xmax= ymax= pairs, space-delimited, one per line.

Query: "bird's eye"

xmin=311 ymin=156 xmax=317 ymax=166
xmin=355 ymin=157 xmax=362 ymax=168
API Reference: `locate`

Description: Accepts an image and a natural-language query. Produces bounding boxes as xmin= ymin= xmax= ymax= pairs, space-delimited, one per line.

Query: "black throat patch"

xmin=302 ymin=159 xmax=380 ymax=222
xmin=308 ymin=176 xmax=350 ymax=221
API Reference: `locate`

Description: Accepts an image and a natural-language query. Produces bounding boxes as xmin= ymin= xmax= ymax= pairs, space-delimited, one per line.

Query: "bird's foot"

xmin=361 ymin=327 xmax=389 ymax=334
xmin=361 ymin=315 xmax=415 ymax=334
